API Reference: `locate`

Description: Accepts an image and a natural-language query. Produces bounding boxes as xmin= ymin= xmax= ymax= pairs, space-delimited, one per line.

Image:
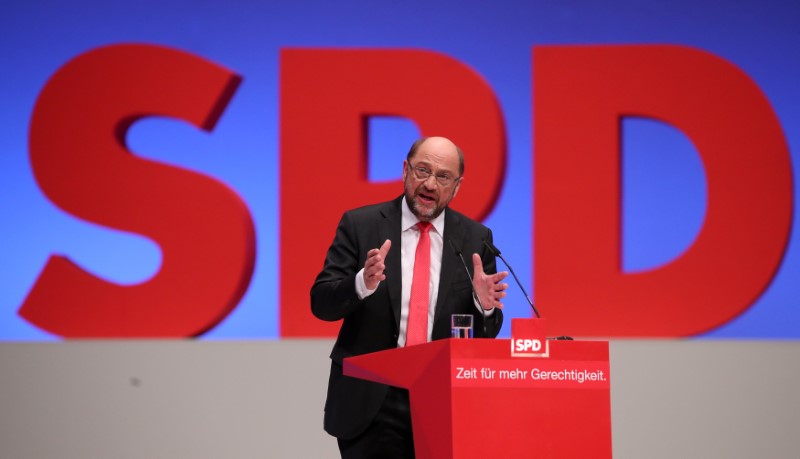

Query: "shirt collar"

xmin=402 ymin=196 xmax=445 ymax=235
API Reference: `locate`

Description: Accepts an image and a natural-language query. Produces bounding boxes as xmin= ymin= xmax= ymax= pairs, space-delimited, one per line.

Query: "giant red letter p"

xmin=280 ymin=49 xmax=506 ymax=337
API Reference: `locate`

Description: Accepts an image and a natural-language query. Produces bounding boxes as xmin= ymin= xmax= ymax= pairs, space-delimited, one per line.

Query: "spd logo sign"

xmin=510 ymin=318 xmax=549 ymax=358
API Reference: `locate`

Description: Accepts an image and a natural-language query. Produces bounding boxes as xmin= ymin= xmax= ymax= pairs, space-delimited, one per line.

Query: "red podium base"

xmin=345 ymin=336 xmax=611 ymax=458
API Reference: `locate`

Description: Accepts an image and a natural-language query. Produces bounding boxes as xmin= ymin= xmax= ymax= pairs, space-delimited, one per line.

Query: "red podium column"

xmin=345 ymin=338 xmax=611 ymax=458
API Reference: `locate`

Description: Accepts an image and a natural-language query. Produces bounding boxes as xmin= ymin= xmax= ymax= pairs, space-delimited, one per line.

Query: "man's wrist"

xmin=355 ymin=268 xmax=378 ymax=300
xmin=473 ymin=295 xmax=495 ymax=316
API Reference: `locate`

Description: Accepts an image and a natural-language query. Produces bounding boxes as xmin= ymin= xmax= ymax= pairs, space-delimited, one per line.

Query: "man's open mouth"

xmin=417 ymin=192 xmax=436 ymax=204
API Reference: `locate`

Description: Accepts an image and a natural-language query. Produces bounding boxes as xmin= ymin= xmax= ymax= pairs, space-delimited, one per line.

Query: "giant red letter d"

xmin=534 ymin=45 xmax=793 ymax=337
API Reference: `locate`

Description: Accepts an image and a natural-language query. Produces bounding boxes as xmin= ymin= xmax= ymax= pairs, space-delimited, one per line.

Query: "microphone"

xmin=448 ymin=239 xmax=488 ymax=338
xmin=482 ymin=239 xmax=541 ymax=319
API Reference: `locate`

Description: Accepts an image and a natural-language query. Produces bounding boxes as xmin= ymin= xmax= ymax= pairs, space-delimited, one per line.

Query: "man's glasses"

xmin=407 ymin=162 xmax=460 ymax=187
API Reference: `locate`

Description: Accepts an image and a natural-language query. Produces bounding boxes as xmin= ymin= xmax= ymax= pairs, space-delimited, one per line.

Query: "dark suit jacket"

xmin=310 ymin=196 xmax=504 ymax=439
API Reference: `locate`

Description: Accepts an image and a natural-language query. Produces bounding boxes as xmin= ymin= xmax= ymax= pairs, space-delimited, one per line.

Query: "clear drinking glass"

xmin=451 ymin=314 xmax=474 ymax=338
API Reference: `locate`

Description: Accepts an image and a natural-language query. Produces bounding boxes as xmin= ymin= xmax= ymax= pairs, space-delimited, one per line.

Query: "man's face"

xmin=402 ymin=138 xmax=462 ymax=221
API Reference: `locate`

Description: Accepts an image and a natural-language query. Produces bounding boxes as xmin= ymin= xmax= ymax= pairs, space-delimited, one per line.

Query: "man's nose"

xmin=422 ymin=174 xmax=438 ymax=187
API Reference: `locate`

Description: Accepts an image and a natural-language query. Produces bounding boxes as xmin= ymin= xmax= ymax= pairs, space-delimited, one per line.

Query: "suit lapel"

xmin=435 ymin=208 xmax=465 ymax=327
xmin=379 ymin=197 xmax=404 ymax=331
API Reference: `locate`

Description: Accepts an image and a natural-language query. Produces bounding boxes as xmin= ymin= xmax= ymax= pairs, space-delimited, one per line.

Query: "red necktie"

xmin=406 ymin=222 xmax=431 ymax=346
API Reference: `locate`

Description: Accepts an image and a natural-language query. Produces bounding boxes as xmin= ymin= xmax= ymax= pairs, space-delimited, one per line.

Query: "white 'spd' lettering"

xmin=513 ymin=338 xmax=542 ymax=352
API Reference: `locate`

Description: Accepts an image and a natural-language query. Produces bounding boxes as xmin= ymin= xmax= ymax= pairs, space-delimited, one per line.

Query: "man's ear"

xmin=452 ymin=177 xmax=463 ymax=199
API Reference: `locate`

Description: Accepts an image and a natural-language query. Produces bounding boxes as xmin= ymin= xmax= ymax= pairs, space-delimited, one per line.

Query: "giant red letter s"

xmin=534 ymin=45 xmax=793 ymax=337
xmin=280 ymin=49 xmax=506 ymax=337
xmin=22 ymin=44 xmax=256 ymax=337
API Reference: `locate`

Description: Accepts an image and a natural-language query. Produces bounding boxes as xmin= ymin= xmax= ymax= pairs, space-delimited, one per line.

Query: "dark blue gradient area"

xmin=1 ymin=1 xmax=798 ymax=340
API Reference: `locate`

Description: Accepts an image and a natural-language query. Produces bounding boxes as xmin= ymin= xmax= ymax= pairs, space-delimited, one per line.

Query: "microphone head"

xmin=482 ymin=239 xmax=501 ymax=256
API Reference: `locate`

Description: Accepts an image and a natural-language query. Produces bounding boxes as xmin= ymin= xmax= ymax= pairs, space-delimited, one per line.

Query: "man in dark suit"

xmin=311 ymin=136 xmax=508 ymax=458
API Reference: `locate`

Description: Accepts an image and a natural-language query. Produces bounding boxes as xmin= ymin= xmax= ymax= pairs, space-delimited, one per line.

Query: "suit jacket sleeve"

xmin=310 ymin=211 xmax=364 ymax=322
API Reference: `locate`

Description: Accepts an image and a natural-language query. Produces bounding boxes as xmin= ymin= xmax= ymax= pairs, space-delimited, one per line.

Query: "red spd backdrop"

xmin=13 ymin=43 xmax=794 ymax=339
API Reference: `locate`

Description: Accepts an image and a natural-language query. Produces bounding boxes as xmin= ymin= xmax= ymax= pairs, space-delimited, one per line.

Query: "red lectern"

xmin=344 ymin=332 xmax=611 ymax=458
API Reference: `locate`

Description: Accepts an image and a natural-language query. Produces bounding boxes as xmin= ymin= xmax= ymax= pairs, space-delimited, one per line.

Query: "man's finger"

xmin=364 ymin=253 xmax=380 ymax=269
xmin=472 ymin=253 xmax=484 ymax=276
xmin=494 ymin=282 xmax=509 ymax=292
xmin=378 ymin=239 xmax=392 ymax=258
xmin=490 ymin=271 xmax=509 ymax=283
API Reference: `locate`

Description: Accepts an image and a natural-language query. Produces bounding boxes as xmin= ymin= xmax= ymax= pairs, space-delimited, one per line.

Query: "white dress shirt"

xmin=355 ymin=197 xmax=491 ymax=346
xmin=355 ymin=197 xmax=443 ymax=346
